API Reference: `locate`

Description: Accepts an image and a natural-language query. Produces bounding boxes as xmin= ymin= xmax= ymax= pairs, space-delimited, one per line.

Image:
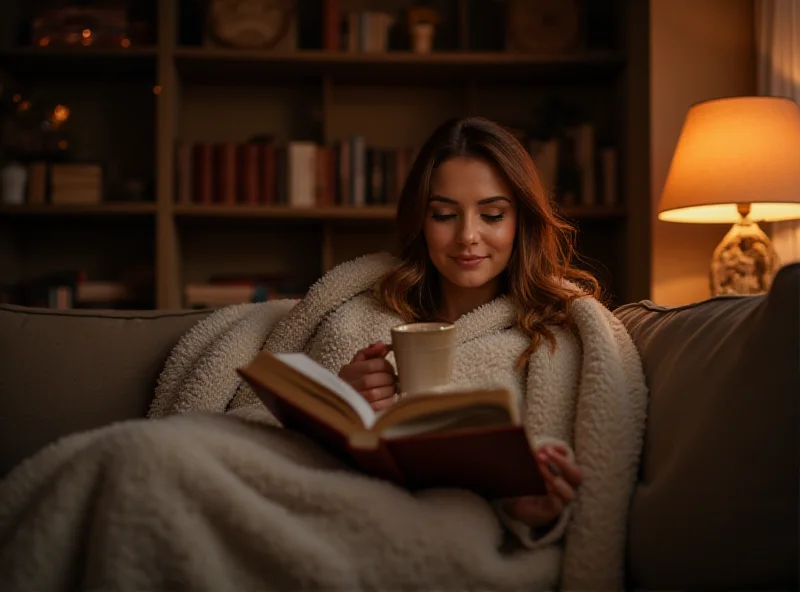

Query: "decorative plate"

xmin=206 ymin=0 xmax=295 ymax=49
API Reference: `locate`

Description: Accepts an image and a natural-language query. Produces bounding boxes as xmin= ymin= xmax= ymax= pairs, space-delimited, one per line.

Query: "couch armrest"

xmin=0 ymin=305 xmax=211 ymax=477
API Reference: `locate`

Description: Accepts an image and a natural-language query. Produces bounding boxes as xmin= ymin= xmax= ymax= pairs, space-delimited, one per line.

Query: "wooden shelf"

xmin=0 ymin=203 xmax=157 ymax=216
xmin=0 ymin=46 xmax=158 ymax=78
xmin=173 ymin=48 xmax=626 ymax=84
xmin=173 ymin=205 xmax=397 ymax=220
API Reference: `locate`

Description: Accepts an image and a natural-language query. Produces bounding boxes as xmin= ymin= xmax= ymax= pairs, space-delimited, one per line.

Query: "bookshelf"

xmin=0 ymin=0 xmax=651 ymax=310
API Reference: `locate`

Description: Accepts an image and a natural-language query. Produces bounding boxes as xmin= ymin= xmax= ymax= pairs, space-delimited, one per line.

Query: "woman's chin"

xmin=443 ymin=272 xmax=493 ymax=289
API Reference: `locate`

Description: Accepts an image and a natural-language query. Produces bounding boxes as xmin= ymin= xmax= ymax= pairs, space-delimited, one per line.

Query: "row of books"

xmin=322 ymin=1 xmax=393 ymax=53
xmin=185 ymin=274 xmax=306 ymax=309
xmin=175 ymin=138 xmax=416 ymax=208
xmin=1 ymin=270 xmax=151 ymax=309
xmin=526 ymin=123 xmax=618 ymax=208
xmin=15 ymin=134 xmax=614 ymax=211
xmin=342 ymin=11 xmax=394 ymax=53
xmin=176 ymin=126 xmax=616 ymax=210
xmin=0 ymin=271 xmax=299 ymax=310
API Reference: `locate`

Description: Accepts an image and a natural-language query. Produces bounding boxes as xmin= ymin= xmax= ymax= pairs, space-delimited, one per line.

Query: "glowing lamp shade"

xmin=658 ymin=96 xmax=800 ymax=224
xmin=657 ymin=96 xmax=800 ymax=296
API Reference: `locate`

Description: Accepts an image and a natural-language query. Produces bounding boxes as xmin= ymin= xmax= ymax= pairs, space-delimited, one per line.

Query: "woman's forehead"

xmin=430 ymin=158 xmax=512 ymax=202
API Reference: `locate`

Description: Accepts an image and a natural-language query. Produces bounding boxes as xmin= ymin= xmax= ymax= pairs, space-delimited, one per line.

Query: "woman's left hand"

xmin=502 ymin=445 xmax=583 ymax=529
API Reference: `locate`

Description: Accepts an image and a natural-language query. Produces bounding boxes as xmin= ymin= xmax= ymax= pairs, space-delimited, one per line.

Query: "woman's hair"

xmin=375 ymin=116 xmax=601 ymax=368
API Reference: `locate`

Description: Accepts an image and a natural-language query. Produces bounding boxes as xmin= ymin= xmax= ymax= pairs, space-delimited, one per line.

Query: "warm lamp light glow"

xmin=657 ymin=96 xmax=800 ymax=224
xmin=659 ymin=202 xmax=800 ymax=223
xmin=657 ymin=96 xmax=800 ymax=296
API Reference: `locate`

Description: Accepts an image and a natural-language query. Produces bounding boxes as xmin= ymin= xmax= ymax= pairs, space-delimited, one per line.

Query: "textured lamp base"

xmin=710 ymin=217 xmax=780 ymax=296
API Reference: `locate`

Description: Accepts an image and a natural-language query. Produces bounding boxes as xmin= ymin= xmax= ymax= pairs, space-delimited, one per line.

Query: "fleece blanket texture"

xmin=0 ymin=253 xmax=647 ymax=591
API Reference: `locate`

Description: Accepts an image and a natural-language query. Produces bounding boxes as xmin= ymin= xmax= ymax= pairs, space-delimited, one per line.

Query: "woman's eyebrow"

xmin=429 ymin=195 xmax=511 ymax=205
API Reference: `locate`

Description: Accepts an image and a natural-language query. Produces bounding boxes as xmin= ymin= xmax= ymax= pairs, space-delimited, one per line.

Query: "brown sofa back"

xmin=0 ymin=305 xmax=210 ymax=477
xmin=615 ymin=262 xmax=799 ymax=591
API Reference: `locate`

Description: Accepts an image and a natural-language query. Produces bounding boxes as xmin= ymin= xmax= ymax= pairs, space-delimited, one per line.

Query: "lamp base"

xmin=710 ymin=216 xmax=780 ymax=296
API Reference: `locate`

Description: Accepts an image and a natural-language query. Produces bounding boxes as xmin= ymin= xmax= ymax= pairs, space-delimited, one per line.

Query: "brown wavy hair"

xmin=375 ymin=116 xmax=600 ymax=368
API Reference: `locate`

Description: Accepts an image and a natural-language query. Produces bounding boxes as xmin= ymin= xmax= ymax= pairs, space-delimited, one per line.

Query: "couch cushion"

xmin=615 ymin=263 xmax=799 ymax=590
xmin=0 ymin=305 xmax=211 ymax=477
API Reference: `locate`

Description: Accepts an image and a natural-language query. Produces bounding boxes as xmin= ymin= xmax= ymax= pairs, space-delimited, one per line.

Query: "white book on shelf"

xmin=288 ymin=142 xmax=317 ymax=208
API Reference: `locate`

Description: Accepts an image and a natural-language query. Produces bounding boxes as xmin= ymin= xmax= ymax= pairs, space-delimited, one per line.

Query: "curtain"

xmin=756 ymin=0 xmax=800 ymax=265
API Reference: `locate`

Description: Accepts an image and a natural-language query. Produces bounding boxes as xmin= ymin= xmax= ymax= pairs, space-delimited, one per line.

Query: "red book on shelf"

xmin=215 ymin=142 xmax=237 ymax=204
xmin=238 ymin=143 xmax=260 ymax=205
xmin=237 ymin=351 xmax=547 ymax=499
xmin=316 ymin=146 xmax=336 ymax=206
xmin=323 ymin=0 xmax=341 ymax=51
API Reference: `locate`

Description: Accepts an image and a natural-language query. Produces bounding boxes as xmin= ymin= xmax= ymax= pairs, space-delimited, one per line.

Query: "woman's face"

xmin=423 ymin=156 xmax=517 ymax=292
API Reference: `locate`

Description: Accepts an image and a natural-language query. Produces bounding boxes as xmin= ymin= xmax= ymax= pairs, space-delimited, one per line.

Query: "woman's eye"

xmin=431 ymin=212 xmax=457 ymax=221
xmin=482 ymin=213 xmax=505 ymax=223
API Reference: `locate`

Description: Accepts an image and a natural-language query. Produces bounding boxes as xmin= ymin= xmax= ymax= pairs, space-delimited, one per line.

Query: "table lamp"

xmin=657 ymin=96 xmax=800 ymax=296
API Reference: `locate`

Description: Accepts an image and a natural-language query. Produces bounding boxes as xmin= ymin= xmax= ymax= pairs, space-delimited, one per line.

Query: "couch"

xmin=1 ymin=263 xmax=797 ymax=591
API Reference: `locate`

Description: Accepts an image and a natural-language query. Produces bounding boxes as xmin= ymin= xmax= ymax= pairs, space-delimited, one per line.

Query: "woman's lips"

xmin=452 ymin=255 xmax=487 ymax=268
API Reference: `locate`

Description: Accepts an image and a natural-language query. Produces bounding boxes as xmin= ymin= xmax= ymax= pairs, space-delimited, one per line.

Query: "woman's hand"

xmin=338 ymin=342 xmax=397 ymax=412
xmin=502 ymin=444 xmax=583 ymax=529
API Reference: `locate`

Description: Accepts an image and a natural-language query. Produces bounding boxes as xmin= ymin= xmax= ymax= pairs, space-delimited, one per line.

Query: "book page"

xmin=373 ymin=388 xmax=517 ymax=434
xmin=380 ymin=406 xmax=513 ymax=439
xmin=274 ymin=353 xmax=376 ymax=428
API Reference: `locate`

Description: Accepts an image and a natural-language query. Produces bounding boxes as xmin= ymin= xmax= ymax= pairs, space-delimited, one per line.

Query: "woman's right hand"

xmin=338 ymin=342 xmax=397 ymax=411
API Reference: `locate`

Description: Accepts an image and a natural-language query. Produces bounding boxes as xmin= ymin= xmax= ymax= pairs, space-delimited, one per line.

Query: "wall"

xmin=650 ymin=0 xmax=756 ymax=305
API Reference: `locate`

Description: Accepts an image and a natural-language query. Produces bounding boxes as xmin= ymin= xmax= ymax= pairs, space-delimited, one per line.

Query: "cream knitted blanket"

xmin=0 ymin=253 xmax=647 ymax=591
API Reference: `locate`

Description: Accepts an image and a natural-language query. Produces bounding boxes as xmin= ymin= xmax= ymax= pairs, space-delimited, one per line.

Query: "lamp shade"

xmin=657 ymin=96 xmax=800 ymax=223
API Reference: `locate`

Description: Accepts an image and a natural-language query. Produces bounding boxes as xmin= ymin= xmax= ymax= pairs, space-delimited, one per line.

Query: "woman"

xmin=337 ymin=116 xmax=589 ymax=536
xmin=0 ymin=117 xmax=646 ymax=592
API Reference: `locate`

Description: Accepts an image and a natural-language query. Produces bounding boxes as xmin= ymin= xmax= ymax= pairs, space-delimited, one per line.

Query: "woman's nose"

xmin=457 ymin=215 xmax=479 ymax=245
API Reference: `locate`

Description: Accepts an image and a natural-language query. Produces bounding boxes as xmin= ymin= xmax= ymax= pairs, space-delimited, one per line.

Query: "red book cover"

xmin=316 ymin=146 xmax=336 ymax=206
xmin=214 ymin=142 xmax=237 ymax=204
xmin=323 ymin=0 xmax=341 ymax=51
xmin=238 ymin=143 xmax=260 ymax=205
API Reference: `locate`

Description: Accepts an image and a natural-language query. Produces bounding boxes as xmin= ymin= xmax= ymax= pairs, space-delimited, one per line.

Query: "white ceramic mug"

xmin=389 ymin=321 xmax=456 ymax=396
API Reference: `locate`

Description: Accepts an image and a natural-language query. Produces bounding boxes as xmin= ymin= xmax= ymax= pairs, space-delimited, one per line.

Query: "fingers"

xmin=354 ymin=357 xmax=395 ymax=376
xmin=503 ymin=496 xmax=563 ymax=527
xmin=537 ymin=447 xmax=582 ymax=505
xmin=342 ymin=342 xmax=399 ymax=412
xmin=339 ymin=351 xmax=396 ymax=387
xmin=370 ymin=395 xmax=396 ymax=412
xmin=545 ymin=448 xmax=583 ymax=488
xmin=547 ymin=473 xmax=577 ymax=503
xmin=359 ymin=385 xmax=396 ymax=403
xmin=351 ymin=342 xmax=390 ymax=363
xmin=352 ymin=370 xmax=396 ymax=392
xmin=341 ymin=358 xmax=396 ymax=388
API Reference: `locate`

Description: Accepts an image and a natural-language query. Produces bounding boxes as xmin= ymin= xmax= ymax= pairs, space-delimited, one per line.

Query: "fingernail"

xmin=537 ymin=451 xmax=548 ymax=462
xmin=546 ymin=460 xmax=562 ymax=477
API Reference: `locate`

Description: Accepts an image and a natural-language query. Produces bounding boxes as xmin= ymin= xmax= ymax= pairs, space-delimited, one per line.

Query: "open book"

xmin=237 ymin=351 xmax=546 ymax=498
